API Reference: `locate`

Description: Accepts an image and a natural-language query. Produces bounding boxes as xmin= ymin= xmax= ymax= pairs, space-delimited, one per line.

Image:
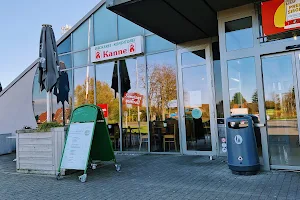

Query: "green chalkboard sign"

xmin=57 ymin=104 xmax=120 ymax=183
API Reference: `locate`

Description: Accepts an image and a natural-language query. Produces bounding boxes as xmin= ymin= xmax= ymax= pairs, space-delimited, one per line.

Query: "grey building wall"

xmin=0 ymin=63 xmax=38 ymax=134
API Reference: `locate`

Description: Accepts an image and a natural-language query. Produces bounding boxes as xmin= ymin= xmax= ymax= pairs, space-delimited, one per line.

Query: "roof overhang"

xmin=107 ymin=0 xmax=260 ymax=44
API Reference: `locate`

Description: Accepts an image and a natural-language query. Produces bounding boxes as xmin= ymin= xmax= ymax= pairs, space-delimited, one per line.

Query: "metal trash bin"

xmin=227 ymin=115 xmax=260 ymax=175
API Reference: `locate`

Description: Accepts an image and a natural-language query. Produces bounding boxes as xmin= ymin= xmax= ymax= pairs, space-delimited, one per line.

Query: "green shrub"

xmin=37 ymin=122 xmax=63 ymax=132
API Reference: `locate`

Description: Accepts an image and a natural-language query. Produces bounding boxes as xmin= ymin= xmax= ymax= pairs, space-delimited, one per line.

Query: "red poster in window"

xmin=261 ymin=0 xmax=300 ymax=36
xmin=123 ymin=92 xmax=143 ymax=107
xmin=97 ymin=104 xmax=108 ymax=118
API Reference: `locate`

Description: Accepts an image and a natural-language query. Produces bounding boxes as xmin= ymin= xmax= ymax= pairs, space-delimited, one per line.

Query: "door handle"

xmin=254 ymin=123 xmax=266 ymax=128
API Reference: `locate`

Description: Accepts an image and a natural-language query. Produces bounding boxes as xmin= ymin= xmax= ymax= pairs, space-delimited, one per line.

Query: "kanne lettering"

xmin=103 ymin=49 xmax=128 ymax=57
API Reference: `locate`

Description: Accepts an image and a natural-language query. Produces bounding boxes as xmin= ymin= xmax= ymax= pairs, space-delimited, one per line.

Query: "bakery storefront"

xmin=105 ymin=0 xmax=300 ymax=171
xmin=29 ymin=0 xmax=300 ymax=171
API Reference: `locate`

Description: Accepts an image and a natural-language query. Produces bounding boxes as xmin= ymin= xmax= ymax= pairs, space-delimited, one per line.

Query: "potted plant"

xmin=16 ymin=122 xmax=67 ymax=175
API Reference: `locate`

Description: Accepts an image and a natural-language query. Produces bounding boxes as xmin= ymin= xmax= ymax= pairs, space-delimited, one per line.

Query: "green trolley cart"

xmin=57 ymin=104 xmax=120 ymax=183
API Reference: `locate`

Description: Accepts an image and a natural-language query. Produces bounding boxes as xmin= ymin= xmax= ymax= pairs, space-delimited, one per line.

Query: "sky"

xmin=0 ymin=0 xmax=100 ymax=88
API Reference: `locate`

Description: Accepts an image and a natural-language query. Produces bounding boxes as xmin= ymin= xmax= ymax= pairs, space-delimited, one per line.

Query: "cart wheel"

xmin=56 ymin=172 xmax=62 ymax=180
xmin=115 ymin=164 xmax=121 ymax=172
xmin=91 ymin=163 xmax=97 ymax=170
xmin=78 ymin=174 xmax=87 ymax=183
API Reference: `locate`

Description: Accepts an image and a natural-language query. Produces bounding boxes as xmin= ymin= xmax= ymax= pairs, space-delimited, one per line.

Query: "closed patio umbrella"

xmin=111 ymin=60 xmax=131 ymax=98
xmin=0 ymin=82 xmax=2 ymax=93
xmin=38 ymin=24 xmax=60 ymax=122
xmin=53 ymin=61 xmax=70 ymax=126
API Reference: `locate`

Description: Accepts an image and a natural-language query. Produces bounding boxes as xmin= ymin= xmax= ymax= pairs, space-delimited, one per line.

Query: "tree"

xmin=74 ymin=77 xmax=95 ymax=107
xmin=282 ymin=87 xmax=296 ymax=118
xmin=231 ymin=92 xmax=247 ymax=106
xmin=95 ymin=80 xmax=120 ymax=123
xmin=145 ymin=64 xmax=177 ymax=120
xmin=252 ymin=90 xmax=258 ymax=103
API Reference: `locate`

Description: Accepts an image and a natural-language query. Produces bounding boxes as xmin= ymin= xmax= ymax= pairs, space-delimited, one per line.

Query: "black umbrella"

xmin=111 ymin=60 xmax=131 ymax=98
xmin=38 ymin=24 xmax=59 ymax=122
xmin=0 ymin=82 xmax=2 ymax=93
xmin=53 ymin=62 xmax=70 ymax=126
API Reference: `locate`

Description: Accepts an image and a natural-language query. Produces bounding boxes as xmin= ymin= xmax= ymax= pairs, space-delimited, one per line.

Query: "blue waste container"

xmin=227 ymin=115 xmax=260 ymax=175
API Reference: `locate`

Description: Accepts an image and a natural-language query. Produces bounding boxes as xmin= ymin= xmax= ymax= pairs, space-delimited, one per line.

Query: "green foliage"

xmin=38 ymin=122 xmax=63 ymax=132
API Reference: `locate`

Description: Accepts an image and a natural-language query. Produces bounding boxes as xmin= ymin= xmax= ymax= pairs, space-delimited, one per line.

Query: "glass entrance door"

xmin=178 ymin=45 xmax=217 ymax=155
xmin=261 ymin=52 xmax=300 ymax=169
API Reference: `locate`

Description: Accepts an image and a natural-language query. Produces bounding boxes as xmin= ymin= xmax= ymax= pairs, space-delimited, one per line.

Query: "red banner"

xmin=123 ymin=92 xmax=143 ymax=107
xmin=261 ymin=0 xmax=300 ymax=36
xmin=98 ymin=104 xmax=108 ymax=118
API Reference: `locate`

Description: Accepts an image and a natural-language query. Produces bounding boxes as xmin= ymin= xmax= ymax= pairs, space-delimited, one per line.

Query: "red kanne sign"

xmin=123 ymin=93 xmax=143 ymax=107
xmin=91 ymin=36 xmax=144 ymax=63
xmin=97 ymin=104 xmax=108 ymax=118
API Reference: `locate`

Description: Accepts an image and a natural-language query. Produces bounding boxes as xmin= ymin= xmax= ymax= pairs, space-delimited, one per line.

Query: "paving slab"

xmin=1 ymin=153 xmax=300 ymax=200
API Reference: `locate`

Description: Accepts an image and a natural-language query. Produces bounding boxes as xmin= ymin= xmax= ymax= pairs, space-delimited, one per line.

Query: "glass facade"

xmin=225 ymin=17 xmax=253 ymax=51
xmin=228 ymin=57 xmax=259 ymax=116
xmin=145 ymin=35 xmax=175 ymax=53
xmin=32 ymin=75 xmax=47 ymax=124
xmin=262 ymin=55 xmax=300 ymax=166
xmin=147 ymin=51 xmax=179 ymax=152
xmin=72 ymin=20 xmax=89 ymax=51
xmin=121 ymin=58 xmax=148 ymax=151
xmin=32 ymin=3 xmax=179 ymax=153
xmin=118 ymin=16 xmax=144 ymax=40
xmin=74 ymin=66 xmax=95 ymax=108
xmin=94 ymin=5 xmax=117 ymax=45
xmin=57 ymin=36 xmax=71 ymax=54
xmin=73 ymin=50 xmax=88 ymax=67
xmin=52 ymin=70 xmax=73 ymax=125
xmin=95 ymin=62 xmax=120 ymax=151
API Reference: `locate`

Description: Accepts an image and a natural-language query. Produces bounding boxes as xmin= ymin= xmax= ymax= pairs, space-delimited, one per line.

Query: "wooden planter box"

xmin=16 ymin=127 xmax=66 ymax=175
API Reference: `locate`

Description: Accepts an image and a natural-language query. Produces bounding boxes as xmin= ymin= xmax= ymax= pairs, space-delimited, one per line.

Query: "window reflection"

xmin=57 ymin=36 xmax=71 ymax=54
xmin=74 ymin=51 xmax=88 ymax=67
xmin=147 ymin=51 xmax=179 ymax=152
xmin=74 ymin=66 xmax=95 ymax=108
xmin=225 ymin=17 xmax=253 ymax=51
xmin=94 ymin=5 xmax=117 ymax=45
xmin=181 ymin=50 xmax=206 ymax=66
xmin=32 ymin=75 xmax=47 ymax=124
xmin=118 ymin=16 xmax=144 ymax=39
xmin=145 ymin=35 xmax=175 ymax=53
xmin=228 ymin=57 xmax=259 ymax=116
xmin=262 ymin=55 xmax=300 ymax=166
xmin=59 ymin=54 xmax=72 ymax=69
xmin=121 ymin=58 xmax=148 ymax=151
xmin=72 ymin=20 xmax=89 ymax=51
xmin=182 ymin=65 xmax=212 ymax=151
xmin=52 ymin=70 xmax=73 ymax=125
xmin=95 ymin=62 xmax=120 ymax=151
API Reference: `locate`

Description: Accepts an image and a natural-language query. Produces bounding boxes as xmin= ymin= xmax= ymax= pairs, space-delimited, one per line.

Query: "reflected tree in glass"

xmin=74 ymin=77 xmax=95 ymax=107
xmin=146 ymin=64 xmax=177 ymax=121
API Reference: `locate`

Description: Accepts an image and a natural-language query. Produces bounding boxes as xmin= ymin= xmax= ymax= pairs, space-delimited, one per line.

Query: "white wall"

xmin=0 ymin=64 xmax=38 ymax=134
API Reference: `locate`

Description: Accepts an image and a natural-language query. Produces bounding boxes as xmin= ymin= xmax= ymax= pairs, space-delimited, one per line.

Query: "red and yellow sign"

xmin=123 ymin=93 xmax=143 ymax=107
xmin=261 ymin=0 xmax=300 ymax=36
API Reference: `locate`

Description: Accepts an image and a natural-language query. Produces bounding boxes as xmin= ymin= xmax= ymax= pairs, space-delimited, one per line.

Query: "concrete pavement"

xmin=1 ymin=153 xmax=300 ymax=200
